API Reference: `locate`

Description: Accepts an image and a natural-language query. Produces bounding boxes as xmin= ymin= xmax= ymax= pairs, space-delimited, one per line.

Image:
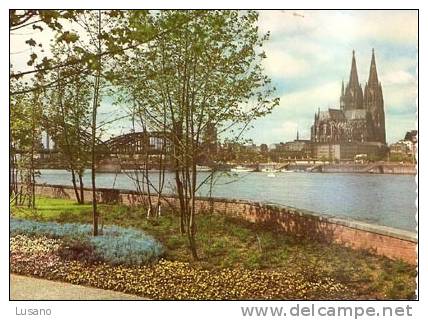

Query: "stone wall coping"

xmin=327 ymin=217 xmax=417 ymax=242
xmin=259 ymin=203 xmax=417 ymax=243
xmin=35 ymin=183 xmax=417 ymax=243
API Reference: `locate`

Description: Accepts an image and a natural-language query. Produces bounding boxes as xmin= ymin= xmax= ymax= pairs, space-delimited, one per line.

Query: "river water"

xmin=36 ymin=169 xmax=417 ymax=232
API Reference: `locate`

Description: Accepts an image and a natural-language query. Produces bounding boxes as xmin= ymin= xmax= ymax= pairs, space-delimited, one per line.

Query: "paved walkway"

xmin=10 ymin=274 xmax=147 ymax=300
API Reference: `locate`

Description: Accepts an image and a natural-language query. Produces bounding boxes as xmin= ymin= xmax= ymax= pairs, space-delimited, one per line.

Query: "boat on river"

xmin=261 ymin=167 xmax=279 ymax=173
xmin=196 ymin=165 xmax=212 ymax=172
xmin=230 ymin=166 xmax=255 ymax=172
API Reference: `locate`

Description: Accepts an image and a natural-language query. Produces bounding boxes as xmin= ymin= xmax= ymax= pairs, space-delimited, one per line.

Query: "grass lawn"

xmin=11 ymin=196 xmax=417 ymax=299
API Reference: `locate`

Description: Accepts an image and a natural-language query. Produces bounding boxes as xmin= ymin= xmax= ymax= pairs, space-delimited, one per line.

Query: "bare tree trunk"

xmin=144 ymin=148 xmax=153 ymax=218
xmin=10 ymin=145 xmax=19 ymax=205
xmin=28 ymin=92 xmax=38 ymax=210
xmin=10 ymin=146 xmax=15 ymax=196
xmin=78 ymin=172 xmax=85 ymax=203
xmin=188 ymin=161 xmax=198 ymax=259
xmin=57 ymin=69 xmax=83 ymax=204
xmin=156 ymin=140 xmax=166 ymax=218
xmin=31 ymin=166 xmax=36 ymax=210
xmin=91 ymin=10 xmax=102 ymax=236
xmin=14 ymin=154 xmax=19 ymax=204
xmin=70 ymin=169 xmax=81 ymax=203
xmin=175 ymin=164 xmax=186 ymax=234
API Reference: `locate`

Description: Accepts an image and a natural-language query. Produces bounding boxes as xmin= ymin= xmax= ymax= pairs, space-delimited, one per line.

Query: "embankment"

xmin=31 ymin=184 xmax=417 ymax=265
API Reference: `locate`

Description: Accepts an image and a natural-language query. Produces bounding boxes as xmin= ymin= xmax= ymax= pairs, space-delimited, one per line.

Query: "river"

xmin=36 ymin=169 xmax=417 ymax=232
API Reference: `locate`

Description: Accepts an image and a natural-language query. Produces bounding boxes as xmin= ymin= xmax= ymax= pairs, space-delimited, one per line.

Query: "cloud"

xmin=339 ymin=11 xmax=417 ymax=45
xmin=259 ymin=10 xmax=417 ymax=46
xmin=384 ymin=84 xmax=417 ymax=115
xmin=253 ymin=10 xmax=418 ymax=144
xmin=271 ymin=120 xmax=311 ymax=142
xmin=258 ymin=10 xmax=318 ymax=36
xmin=271 ymin=121 xmax=298 ymax=136
xmin=279 ymin=82 xmax=341 ymax=113
xmin=263 ymin=49 xmax=310 ymax=79
xmin=385 ymin=114 xmax=417 ymax=143
xmin=246 ymin=82 xmax=340 ymax=143
xmin=382 ymin=70 xmax=416 ymax=86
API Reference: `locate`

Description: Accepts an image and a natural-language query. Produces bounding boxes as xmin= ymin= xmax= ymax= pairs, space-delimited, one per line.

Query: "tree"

xmin=10 ymin=82 xmax=44 ymax=208
xmin=116 ymin=10 xmax=279 ymax=259
xmin=10 ymin=10 xmax=82 ymax=91
xmin=43 ymin=50 xmax=93 ymax=204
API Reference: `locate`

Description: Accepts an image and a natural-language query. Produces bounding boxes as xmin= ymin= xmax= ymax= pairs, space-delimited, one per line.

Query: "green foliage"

xmin=243 ymin=251 xmax=263 ymax=269
xmin=389 ymin=153 xmax=414 ymax=163
xmin=387 ymin=277 xmax=416 ymax=300
xmin=11 ymin=196 xmax=417 ymax=299
xmin=11 ymin=9 xmax=281 ymax=259
xmin=56 ymin=31 xmax=79 ymax=43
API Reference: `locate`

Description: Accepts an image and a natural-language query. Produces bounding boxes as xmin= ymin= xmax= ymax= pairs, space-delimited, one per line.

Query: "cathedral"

xmin=311 ymin=49 xmax=386 ymax=146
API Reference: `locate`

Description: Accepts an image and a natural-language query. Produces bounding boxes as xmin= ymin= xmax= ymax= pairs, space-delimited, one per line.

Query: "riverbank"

xmin=11 ymin=196 xmax=417 ymax=299
xmin=35 ymin=162 xmax=417 ymax=175
xmin=28 ymin=183 xmax=417 ymax=264
xmin=313 ymin=163 xmax=416 ymax=175
xmin=35 ymin=170 xmax=417 ymax=231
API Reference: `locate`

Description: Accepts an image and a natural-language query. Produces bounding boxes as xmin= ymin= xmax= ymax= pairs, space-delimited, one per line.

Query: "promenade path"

xmin=10 ymin=274 xmax=147 ymax=300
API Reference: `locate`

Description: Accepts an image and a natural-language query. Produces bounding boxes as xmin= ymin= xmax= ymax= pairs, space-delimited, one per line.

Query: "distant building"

xmin=390 ymin=140 xmax=411 ymax=155
xmin=202 ymin=121 xmax=218 ymax=156
xmin=310 ymin=50 xmax=387 ymax=161
xmin=260 ymin=143 xmax=269 ymax=153
xmin=271 ymin=144 xmax=280 ymax=151
xmin=389 ymin=130 xmax=417 ymax=161
xmin=313 ymin=142 xmax=385 ymax=162
xmin=390 ymin=138 xmax=415 ymax=157
xmin=404 ymin=130 xmax=417 ymax=144
xmin=268 ymin=131 xmax=312 ymax=161
xmin=283 ymin=131 xmax=312 ymax=158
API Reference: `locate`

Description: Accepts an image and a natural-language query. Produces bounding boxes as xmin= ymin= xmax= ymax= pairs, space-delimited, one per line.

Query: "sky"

xmin=10 ymin=10 xmax=418 ymax=145
xmin=251 ymin=10 xmax=418 ymax=145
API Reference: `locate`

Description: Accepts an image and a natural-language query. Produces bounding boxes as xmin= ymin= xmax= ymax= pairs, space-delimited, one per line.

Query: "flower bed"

xmin=11 ymin=219 xmax=164 ymax=266
xmin=11 ymin=234 xmax=350 ymax=300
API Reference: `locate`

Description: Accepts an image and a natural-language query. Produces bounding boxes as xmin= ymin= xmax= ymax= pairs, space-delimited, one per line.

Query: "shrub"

xmin=57 ymin=238 xmax=102 ymax=264
xmin=10 ymin=218 xmax=164 ymax=266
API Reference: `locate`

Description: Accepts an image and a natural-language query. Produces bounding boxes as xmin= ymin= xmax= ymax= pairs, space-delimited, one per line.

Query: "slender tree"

xmin=116 ymin=10 xmax=279 ymax=259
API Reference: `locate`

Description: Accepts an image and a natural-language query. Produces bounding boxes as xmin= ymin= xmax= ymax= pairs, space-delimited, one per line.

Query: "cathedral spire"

xmin=343 ymin=50 xmax=364 ymax=110
xmin=363 ymin=48 xmax=386 ymax=144
xmin=296 ymin=129 xmax=299 ymax=141
xmin=368 ymin=48 xmax=379 ymax=85
xmin=349 ymin=50 xmax=360 ymax=87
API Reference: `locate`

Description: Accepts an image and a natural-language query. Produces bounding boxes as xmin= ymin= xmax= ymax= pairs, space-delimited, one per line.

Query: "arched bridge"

xmin=102 ymin=131 xmax=167 ymax=155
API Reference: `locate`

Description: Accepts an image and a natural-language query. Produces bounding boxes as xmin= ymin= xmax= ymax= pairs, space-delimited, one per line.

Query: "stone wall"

xmin=33 ymin=184 xmax=417 ymax=265
xmin=322 ymin=163 xmax=416 ymax=174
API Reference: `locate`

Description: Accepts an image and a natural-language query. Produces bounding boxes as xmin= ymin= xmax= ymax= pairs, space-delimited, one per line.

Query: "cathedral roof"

xmin=319 ymin=108 xmax=345 ymax=121
xmin=344 ymin=109 xmax=368 ymax=120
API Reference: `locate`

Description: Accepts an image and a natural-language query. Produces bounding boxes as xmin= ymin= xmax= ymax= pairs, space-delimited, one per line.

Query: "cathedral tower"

xmin=364 ymin=49 xmax=386 ymax=143
xmin=340 ymin=50 xmax=364 ymax=111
